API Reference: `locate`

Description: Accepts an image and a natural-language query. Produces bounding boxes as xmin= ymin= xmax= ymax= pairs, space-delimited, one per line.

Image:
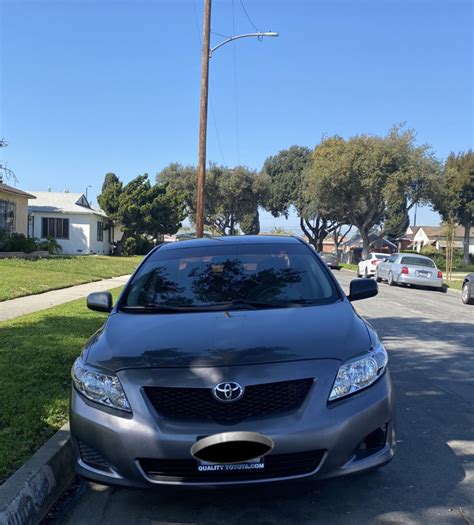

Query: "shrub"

xmin=0 ymin=230 xmax=62 ymax=255
xmin=0 ymin=232 xmax=37 ymax=253
xmin=122 ymin=237 xmax=137 ymax=256
xmin=36 ymin=237 xmax=63 ymax=255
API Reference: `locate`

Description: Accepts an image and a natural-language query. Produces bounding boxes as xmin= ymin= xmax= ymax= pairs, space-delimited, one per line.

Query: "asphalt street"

xmin=61 ymin=271 xmax=473 ymax=525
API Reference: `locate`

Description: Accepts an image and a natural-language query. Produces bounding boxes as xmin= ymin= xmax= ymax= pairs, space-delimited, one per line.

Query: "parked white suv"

xmin=357 ymin=253 xmax=388 ymax=278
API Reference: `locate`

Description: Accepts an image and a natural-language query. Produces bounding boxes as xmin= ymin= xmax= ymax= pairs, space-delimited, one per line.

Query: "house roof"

xmin=27 ymin=191 xmax=106 ymax=217
xmin=343 ymin=233 xmax=397 ymax=250
xmin=417 ymin=225 xmax=474 ymax=239
xmin=0 ymin=182 xmax=36 ymax=199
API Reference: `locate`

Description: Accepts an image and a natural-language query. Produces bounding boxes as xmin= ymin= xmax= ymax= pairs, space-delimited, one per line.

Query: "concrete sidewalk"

xmin=0 ymin=275 xmax=130 ymax=322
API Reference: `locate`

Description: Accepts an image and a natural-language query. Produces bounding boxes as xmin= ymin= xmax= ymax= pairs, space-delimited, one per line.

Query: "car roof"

xmin=156 ymin=235 xmax=302 ymax=252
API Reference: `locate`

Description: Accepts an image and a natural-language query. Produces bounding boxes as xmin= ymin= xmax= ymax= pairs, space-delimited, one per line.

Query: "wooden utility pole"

xmin=195 ymin=0 xmax=212 ymax=238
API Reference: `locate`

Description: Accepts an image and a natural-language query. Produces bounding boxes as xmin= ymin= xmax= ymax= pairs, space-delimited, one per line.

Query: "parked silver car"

xmin=375 ymin=253 xmax=443 ymax=290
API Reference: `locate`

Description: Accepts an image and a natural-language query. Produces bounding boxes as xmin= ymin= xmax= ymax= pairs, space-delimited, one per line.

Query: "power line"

xmin=239 ymin=0 xmax=259 ymax=32
xmin=231 ymin=0 xmax=240 ymax=165
xmin=192 ymin=0 xmax=226 ymax=165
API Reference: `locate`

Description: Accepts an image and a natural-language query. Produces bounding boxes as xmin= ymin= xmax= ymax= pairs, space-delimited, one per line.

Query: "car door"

xmin=379 ymin=255 xmax=395 ymax=278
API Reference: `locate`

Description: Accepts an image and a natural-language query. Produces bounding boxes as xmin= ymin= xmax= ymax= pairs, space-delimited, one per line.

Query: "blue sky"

xmin=1 ymin=0 xmax=473 ymax=233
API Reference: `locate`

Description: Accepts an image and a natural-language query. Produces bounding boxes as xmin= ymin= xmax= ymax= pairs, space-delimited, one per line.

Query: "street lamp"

xmin=195 ymin=0 xmax=278 ymax=238
xmin=209 ymin=31 xmax=279 ymax=57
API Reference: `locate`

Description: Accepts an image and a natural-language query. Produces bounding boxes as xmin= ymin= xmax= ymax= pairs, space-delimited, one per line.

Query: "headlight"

xmin=72 ymin=357 xmax=131 ymax=412
xmin=328 ymin=343 xmax=388 ymax=402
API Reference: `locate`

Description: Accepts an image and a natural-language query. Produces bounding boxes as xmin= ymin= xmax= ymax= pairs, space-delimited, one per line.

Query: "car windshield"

xmin=400 ymin=256 xmax=435 ymax=268
xmin=374 ymin=254 xmax=386 ymax=260
xmin=121 ymin=243 xmax=340 ymax=310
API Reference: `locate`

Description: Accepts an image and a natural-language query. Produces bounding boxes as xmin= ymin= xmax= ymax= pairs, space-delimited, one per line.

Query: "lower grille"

xmin=139 ymin=450 xmax=325 ymax=483
xmin=144 ymin=378 xmax=314 ymax=424
xmin=78 ymin=440 xmax=112 ymax=472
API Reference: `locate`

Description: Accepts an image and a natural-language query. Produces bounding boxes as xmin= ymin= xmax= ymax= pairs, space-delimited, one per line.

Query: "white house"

xmin=412 ymin=225 xmax=474 ymax=254
xmin=27 ymin=191 xmax=121 ymax=255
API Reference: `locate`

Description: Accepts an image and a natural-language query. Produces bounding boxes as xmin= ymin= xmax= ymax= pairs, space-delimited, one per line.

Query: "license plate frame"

xmin=416 ymin=270 xmax=430 ymax=278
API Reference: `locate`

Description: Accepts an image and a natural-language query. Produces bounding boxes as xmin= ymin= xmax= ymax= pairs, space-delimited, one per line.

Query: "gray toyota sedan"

xmin=70 ymin=236 xmax=396 ymax=487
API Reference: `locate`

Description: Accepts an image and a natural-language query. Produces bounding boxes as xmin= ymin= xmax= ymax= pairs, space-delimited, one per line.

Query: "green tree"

xmin=431 ymin=150 xmax=474 ymax=265
xmin=306 ymin=127 xmax=439 ymax=257
xmin=239 ymin=210 xmax=260 ymax=235
xmin=98 ymin=173 xmax=186 ymax=254
xmin=157 ymin=163 xmax=269 ymax=235
xmin=262 ymin=145 xmax=343 ymax=251
xmin=263 ymin=145 xmax=311 ymax=218
xmin=97 ymin=172 xmax=123 ymax=222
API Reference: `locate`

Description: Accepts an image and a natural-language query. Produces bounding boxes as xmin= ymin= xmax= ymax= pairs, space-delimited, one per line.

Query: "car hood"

xmin=85 ymin=301 xmax=372 ymax=371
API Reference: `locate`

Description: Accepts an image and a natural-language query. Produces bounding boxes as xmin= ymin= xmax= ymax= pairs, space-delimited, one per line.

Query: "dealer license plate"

xmin=197 ymin=457 xmax=265 ymax=472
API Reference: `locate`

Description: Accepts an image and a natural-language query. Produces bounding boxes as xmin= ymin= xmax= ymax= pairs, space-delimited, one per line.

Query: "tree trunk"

xmin=115 ymin=231 xmax=130 ymax=256
xmin=463 ymin=222 xmax=471 ymax=266
xmin=359 ymin=227 xmax=371 ymax=259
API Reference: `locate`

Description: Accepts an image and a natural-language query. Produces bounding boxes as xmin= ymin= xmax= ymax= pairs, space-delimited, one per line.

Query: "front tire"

xmin=388 ymin=271 xmax=396 ymax=286
xmin=462 ymin=282 xmax=474 ymax=304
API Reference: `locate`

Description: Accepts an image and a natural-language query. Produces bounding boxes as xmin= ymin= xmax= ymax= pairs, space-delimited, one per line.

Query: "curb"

xmin=0 ymin=424 xmax=74 ymax=525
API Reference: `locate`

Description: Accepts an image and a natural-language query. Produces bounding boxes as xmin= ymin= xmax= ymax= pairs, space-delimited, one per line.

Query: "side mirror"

xmin=87 ymin=291 xmax=113 ymax=312
xmin=348 ymin=279 xmax=378 ymax=302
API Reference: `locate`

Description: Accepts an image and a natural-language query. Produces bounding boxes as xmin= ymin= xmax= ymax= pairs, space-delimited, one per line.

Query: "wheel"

xmin=462 ymin=282 xmax=474 ymax=304
xmin=388 ymin=271 xmax=396 ymax=286
xmin=375 ymin=271 xmax=382 ymax=283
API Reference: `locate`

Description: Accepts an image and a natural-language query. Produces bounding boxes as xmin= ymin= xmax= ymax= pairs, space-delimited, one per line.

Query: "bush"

xmin=135 ymin=236 xmax=155 ymax=255
xmin=0 ymin=232 xmax=37 ymax=253
xmin=420 ymin=246 xmax=465 ymax=271
xmin=122 ymin=237 xmax=137 ymax=256
xmin=36 ymin=237 xmax=63 ymax=255
xmin=0 ymin=230 xmax=62 ymax=255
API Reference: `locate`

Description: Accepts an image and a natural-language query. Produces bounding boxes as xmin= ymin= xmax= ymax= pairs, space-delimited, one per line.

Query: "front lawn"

xmin=0 ymin=289 xmax=122 ymax=484
xmin=0 ymin=256 xmax=141 ymax=302
xmin=340 ymin=263 xmax=358 ymax=272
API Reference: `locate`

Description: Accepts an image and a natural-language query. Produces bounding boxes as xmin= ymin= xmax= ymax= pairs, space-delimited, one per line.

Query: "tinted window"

xmin=374 ymin=254 xmax=386 ymax=260
xmin=400 ymin=256 xmax=435 ymax=268
xmin=123 ymin=243 xmax=339 ymax=308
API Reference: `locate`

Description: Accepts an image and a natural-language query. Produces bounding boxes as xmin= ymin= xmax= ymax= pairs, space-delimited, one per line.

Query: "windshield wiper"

xmin=215 ymin=299 xmax=307 ymax=310
xmin=121 ymin=304 xmax=194 ymax=313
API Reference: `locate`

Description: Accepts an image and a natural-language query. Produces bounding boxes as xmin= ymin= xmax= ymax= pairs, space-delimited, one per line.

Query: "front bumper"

xmin=70 ymin=362 xmax=396 ymax=488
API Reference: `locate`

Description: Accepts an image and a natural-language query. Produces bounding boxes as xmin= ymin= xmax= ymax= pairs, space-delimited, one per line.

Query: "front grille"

xmin=139 ymin=450 xmax=326 ymax=483
xmin=78 ymin=440 xmax=112 ymax=472
xmin=144 ymin=378 xmax=314 ymax=424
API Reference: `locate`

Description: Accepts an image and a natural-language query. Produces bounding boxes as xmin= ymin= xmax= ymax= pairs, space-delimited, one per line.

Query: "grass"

xmin=0 ymin=256 xmax=142 ymax=302
xmin=340 ymin=263 xmax=358 ymax=272
xmin=0 ymin=288 xmax=122 ymax=484
xmin=445 ymin=279 xmax=463 ymax=291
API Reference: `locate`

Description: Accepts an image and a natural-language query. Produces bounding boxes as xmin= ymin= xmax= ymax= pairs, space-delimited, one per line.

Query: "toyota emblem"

xmin=212 ymin=382 xmax=244 ymax=402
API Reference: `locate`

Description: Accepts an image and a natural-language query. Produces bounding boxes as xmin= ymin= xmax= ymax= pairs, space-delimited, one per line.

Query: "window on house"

xmin=97 ymin=221 xmax=104 ymax=242
xmin=0 ymin=200 xmax=16 ymax=233
xmin=41 ymin=218 xmax=69 ymax=239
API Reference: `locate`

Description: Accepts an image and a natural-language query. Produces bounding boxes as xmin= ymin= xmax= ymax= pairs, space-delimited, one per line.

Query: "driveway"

xmin=61 ymin=271 xmax=474 ymax=525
